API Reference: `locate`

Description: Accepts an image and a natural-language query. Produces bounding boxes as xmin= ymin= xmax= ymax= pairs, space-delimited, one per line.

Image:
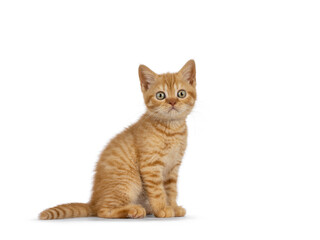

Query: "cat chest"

xmin=162 ymin=145 xmax=181 ymax=178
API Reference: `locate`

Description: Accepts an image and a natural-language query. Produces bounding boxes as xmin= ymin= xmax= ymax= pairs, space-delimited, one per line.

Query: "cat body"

xmin=40 ymin=60 xmax=196 ymax=219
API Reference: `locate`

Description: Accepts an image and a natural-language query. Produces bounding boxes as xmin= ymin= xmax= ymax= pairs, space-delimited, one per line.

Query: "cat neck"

xmin=143 ymin=113 xmax=186 ymax=130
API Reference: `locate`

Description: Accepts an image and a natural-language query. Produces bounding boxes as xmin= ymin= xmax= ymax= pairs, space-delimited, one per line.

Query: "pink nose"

xmin=167 ymin=98 xmax=177 ymax=106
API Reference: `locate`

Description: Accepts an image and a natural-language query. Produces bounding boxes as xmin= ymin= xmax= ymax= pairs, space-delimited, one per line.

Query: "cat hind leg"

xmin=97 ymin=204 xmax=146 ymax=219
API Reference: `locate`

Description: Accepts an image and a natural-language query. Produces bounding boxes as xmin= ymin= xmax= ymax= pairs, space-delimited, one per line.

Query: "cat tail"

xmin=39 ymin=203 xmax=93 ymax=220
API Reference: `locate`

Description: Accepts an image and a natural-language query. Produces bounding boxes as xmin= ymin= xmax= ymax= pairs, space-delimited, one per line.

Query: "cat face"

xmin=139 ymin=60 xmax=197 ymax=121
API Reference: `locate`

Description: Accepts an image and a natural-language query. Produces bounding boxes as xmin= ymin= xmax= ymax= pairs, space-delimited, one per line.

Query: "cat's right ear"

xmin=139 ymin=64 xmax=157 ymax=91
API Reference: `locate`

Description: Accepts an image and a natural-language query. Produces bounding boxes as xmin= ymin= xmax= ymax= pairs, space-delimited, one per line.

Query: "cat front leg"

xmin=140 ymin=158 xmax=174 ymax=218
xmin=164 ymin=162 xmax=186 ymax=217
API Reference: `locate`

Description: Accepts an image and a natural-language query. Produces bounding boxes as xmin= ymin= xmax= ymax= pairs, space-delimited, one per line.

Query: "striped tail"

xmin=39 ymin=203 xmax=93 ymax=220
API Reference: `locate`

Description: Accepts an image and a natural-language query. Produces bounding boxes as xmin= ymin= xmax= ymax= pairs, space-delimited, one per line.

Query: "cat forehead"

xmin=156 ymin=73 xmax=184 ymax=89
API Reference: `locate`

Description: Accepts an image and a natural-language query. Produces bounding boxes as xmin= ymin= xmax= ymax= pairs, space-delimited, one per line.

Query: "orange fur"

xmin=39 ymin=60 xmax=197 ymax=219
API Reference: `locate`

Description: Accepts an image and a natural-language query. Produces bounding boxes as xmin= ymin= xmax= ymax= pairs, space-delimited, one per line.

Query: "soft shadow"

xmin=33 ymin=215 xmax=195 ymax=222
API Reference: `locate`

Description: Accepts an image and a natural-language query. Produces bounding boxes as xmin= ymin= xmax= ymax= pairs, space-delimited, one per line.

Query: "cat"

xmin=39 ymin=60 xmax=197 ymax=219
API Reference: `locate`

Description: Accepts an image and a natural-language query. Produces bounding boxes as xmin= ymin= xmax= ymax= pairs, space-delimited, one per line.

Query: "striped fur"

xmin=39 ymin=203 xmax=92 ymax=220
xmin=39 ymin=60 xmax=196 ymax=219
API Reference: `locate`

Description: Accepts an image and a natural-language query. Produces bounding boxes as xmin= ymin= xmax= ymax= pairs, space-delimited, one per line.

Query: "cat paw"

xmin=154 ymin=206 xmax=175 ymax=218
xmin=173 ymin=206 xmax=186 ymax=217
xmin=127 ymin=205 xmax=146 ymax=219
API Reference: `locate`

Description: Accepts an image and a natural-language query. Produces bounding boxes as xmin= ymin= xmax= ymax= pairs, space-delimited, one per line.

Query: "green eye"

xmin=156 ymin=91 xmax=166 ymax=100
xmin=177 ymin=89 xmax=187 ymax=98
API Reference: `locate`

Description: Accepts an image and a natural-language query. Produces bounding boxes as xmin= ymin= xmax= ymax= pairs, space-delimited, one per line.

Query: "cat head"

xmin=139 ymin=60 xmax=197 ymax=121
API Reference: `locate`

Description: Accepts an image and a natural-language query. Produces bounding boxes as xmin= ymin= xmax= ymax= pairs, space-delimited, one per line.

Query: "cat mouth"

xmin=168 ymin=107 xmax=178 ymax=113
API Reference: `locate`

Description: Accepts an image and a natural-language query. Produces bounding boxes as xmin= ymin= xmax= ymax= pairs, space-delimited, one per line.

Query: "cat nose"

xmin=166 ymin=98 xmax=177 ymax=106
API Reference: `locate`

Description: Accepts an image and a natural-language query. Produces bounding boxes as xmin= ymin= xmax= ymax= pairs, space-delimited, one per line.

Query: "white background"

xmin=0 ymin=0 xmax=319 ymax=239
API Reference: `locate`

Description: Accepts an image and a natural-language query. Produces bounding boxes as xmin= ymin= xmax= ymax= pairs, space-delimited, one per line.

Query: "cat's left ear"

xmin=139 ymin=64 xmax=157 ymax=91
xmin=179 ymin=59 xmax=196 ymax=86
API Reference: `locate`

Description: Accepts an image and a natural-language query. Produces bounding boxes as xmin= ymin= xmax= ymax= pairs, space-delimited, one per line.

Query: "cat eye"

xmin=177 ymin=89 xmax=187 ymax=98
xmin=156 ymin=91 xmax=166 ymax=100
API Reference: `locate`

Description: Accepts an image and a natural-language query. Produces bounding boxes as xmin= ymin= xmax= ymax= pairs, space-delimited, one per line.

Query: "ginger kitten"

xmin=39 ymin=60 xmax=197 ymax=219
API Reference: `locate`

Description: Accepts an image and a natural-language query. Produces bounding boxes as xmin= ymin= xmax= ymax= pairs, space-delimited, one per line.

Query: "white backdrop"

xmin=0 ymin=0 xmax=319 ymax=239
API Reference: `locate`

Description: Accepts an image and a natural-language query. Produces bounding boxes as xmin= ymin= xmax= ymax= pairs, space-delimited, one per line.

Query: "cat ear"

xmin=179 ymin=59 xmax=196 ymax=86
xmin=139 ymin=64 xmax=157 ymax=91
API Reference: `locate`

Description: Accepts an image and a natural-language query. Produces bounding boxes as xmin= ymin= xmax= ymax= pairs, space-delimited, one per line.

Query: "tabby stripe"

xmin=140 ymin=160 xmax=165 ymax=168
xmin=112 ymin=142 xmax=131 ymax=160
xmin=145 ymin=178 xmax=162 ymax=185
xmin=140 ymin=150 xmax=166 ymax=158
xmin=49 ymin=209 xmax=56 ymax=219
xmin=146 ymin=95 xmax=153 ymax=104
xmin=172 ymin=162 xmax=182 ymax=169
xmin=69 ymin=205 xmax=76 ymax=217
xmin=142 ymin=172 xmax=161 ymax=178
xmin=152 ymin=124 xmax=187 ymax=137
xmin=110 ymin=151 xmax=131 ymax=166
xmin=108 ymin=161 xmax=137 ymax=174
xmin=152 ymin=120 xmax=186 ymax=131
xmin=59 ymin=206 xmax=67 ymax=218
xmin=54 ymin=207 xmax=63 ymax=218
xmin=164 ymin=178 xmax=177 ymax=185
xmin=165 ymin=186 xmax=176 ymax=191
xmin=188 ymin=91 xmax=196 ymax=99
xmin=151 ymin=193 xmax=163 ymax=199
